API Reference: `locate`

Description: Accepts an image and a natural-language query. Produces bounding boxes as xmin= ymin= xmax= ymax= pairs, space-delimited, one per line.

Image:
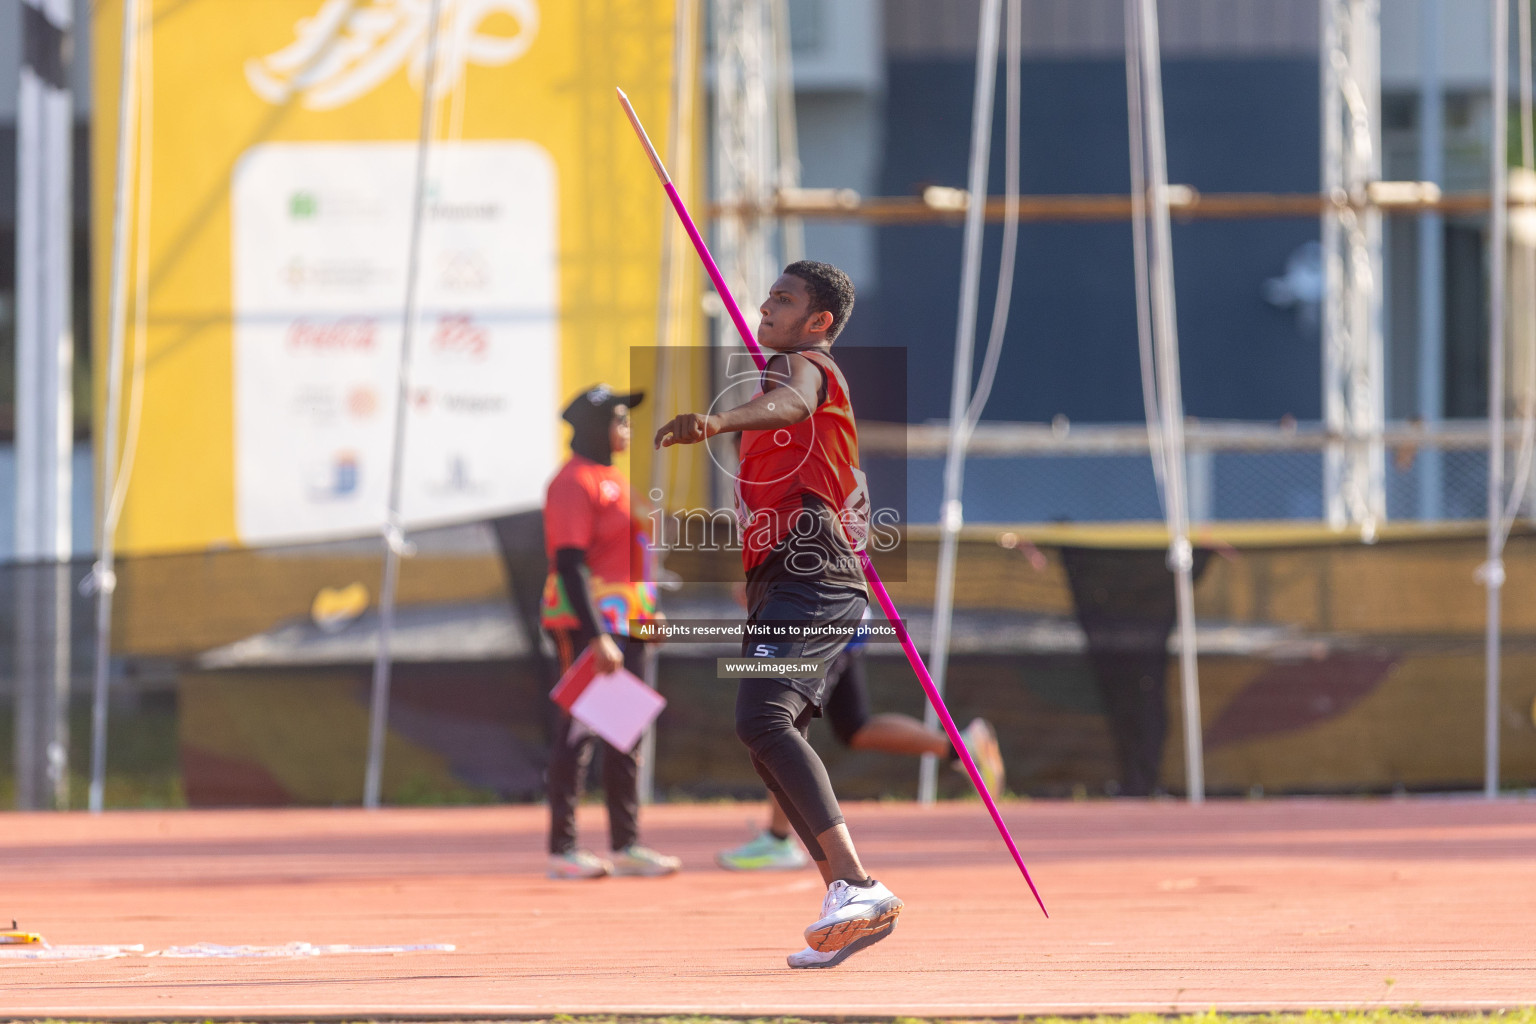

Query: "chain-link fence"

xmin=0 ymin=516 xmax=1528 ymax=810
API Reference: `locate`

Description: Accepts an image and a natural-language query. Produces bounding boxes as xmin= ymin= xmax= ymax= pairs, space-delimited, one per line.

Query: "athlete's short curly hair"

xmin=783 ymin=260 xmax=855 ymax=342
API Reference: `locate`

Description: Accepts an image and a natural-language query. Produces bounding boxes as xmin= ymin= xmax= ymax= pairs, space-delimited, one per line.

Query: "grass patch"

xmin=0 ymin=694 xmax=186 ymax=810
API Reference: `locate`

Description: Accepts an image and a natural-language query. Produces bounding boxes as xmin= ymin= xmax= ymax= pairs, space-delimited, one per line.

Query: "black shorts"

xmin=823 ymin=645 xmax=871 ymax=746
xmin=741 ymin=579 xmax=867 ymax=708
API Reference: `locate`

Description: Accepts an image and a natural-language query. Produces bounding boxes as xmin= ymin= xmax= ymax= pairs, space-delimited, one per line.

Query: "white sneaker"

xmin=609 ymin=844 xmax=681 ymax=877
xmin=803 ymin=878 xmax=903 ymax=953
xmin=548 ymin=849 xmax=611 ymax=880
xmin=787 ymin=917 xmax=899 ymax=969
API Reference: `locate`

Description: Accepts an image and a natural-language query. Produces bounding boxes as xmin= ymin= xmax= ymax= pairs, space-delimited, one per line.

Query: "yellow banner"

xmin=93 ymin=0 xmax=688 ymax=555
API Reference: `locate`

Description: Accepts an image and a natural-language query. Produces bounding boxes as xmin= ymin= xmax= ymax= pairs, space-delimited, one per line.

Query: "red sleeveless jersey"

xmin=733 ymin=350 xmax=870 ymax=572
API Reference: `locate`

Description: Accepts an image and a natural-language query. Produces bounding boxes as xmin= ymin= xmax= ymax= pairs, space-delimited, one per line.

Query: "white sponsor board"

xmin=232 ymin=141 xmax=557 ymax=545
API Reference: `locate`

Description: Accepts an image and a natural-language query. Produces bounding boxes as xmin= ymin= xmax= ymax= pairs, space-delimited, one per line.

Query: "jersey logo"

xmin=247 ymin=0 xmax=539 ymax=111
xmin=838 ymin=467 xmax=871 ymax=552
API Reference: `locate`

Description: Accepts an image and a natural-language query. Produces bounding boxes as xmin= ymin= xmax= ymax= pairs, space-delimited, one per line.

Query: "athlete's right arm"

xmin=654 ymin=353 xmax=822 ymax=447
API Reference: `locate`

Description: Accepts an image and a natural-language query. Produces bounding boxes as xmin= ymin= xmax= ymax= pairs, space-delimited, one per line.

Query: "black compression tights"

xmin=734 ymin=677 xmax=845 ymax=862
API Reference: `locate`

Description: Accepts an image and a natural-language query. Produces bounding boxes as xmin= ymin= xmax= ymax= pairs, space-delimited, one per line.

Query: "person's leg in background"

xmin=546 ymin=627 xmax=611 ymax=879
xmin=718 ymin=646 xmax=1006 ymax=872
xmin=715 ymin=650 xmax=859 ymax=873
xmin=603 ymin=637 xmax=681 ymax=877
xmin=832 ymin=646 xmax=1007 ymax=795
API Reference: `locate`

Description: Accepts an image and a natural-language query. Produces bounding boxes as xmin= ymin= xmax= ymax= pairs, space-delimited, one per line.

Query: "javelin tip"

xmin=615 ymin=86 xmax=670 ymax=184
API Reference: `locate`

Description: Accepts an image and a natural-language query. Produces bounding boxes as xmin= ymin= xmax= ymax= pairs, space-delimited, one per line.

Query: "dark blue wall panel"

xmin=857 ymin=57 xmax=1323 ymax=427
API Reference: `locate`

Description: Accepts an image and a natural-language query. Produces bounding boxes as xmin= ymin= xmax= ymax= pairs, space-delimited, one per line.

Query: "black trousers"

xmin=546 ymin=629 xmax=648 ymax=855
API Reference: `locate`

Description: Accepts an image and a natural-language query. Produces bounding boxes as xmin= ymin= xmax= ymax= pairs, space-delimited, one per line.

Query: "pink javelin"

xmin=617 ymin=88 xmax=1047 ymax=917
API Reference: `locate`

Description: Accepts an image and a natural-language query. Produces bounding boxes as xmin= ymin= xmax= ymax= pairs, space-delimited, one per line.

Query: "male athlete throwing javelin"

xmin=655 ymin=260 xmax=900 ymax=969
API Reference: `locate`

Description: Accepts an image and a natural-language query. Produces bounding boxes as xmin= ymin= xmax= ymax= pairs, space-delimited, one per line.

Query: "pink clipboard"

xmin=550 ymin=648 xmax=666 ymax=753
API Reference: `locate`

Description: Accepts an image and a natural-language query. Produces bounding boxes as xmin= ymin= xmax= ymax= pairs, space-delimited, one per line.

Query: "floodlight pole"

xmin=363 ymin=0 xmax=446 ymax=809
xmin=921 ymin=0 xmax=1003 ymax=806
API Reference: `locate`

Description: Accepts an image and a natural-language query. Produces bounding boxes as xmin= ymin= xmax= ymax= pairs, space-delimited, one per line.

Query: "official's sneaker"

xmin=958 ymin=716 xmax=1006 ymax=796
xmin=787 ymin=918 xmax=898 ymax=969
xmin=548 ymin=849 xmax=611 ymax=880
xmin=803 ymin=878 xmax=903 ymax=953
xmin=610 ymin=844 xmax=681 ymax=877
xmin=716 ymin=830 xmax=810 ymax=871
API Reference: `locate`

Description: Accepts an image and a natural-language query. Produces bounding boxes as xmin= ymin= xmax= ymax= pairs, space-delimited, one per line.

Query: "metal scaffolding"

xmin=710 ymin=0 xmax=782 ymax=342
xmin=1321 ymin=0 xmax=1387 ymax=539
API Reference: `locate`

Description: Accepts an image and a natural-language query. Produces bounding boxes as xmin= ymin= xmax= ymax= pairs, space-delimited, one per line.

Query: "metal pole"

xmin=363 ymin=0 xmax=446 ymax=809
xmin=709 ymin=0 xmax=776 ymax=509
xmin=638 ymin=0 xmax=701 ymax=806
xmin=921 ymin=0 xmax=1002 ymax=806
xmin=1513 ymin=0 xmax=1536 ymax=523
xmin=15 ymin=0 xmax=75 ymax=811
xmin=769 ymin=0 xmax=804 ymax=263
xmin=1359 ymin=0 xmax=1387 ymax=537
xmin=1484 ymin=0 xmax=1511 ymax=801
xmin=1134 ymin=0 xmax=1204 ymax=803
xmin=1126 ymin=7 xmax=1166 ymax=515
xmin=89 ymin=0 xmax=144 ymax=814
xmin=1321 ymin=0 xmax=1386 ymax=537
xmin=1323 ymin=1 xmax=1346 ymax=528
xmin=1418 ymin=0 xmax=1446 ymax=521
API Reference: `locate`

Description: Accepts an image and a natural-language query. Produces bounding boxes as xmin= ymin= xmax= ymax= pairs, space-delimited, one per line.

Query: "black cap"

xmin=561 ymin=384 xmax=645 ymax=427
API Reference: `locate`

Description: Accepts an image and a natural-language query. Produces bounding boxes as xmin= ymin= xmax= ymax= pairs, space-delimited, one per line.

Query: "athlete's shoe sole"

xmin=804 ymin=894 xmax=904 ymax=952
xmin=788 ymin=919 xmax=898 ymax=968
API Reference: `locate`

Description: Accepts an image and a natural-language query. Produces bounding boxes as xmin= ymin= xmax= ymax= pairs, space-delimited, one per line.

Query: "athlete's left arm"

xmin=654 ymin=352 xmax=824 ymax=447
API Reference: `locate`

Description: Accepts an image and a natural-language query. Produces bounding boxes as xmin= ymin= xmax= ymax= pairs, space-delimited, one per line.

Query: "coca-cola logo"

xmin=288 ymin=318 xmax=377 ymax=352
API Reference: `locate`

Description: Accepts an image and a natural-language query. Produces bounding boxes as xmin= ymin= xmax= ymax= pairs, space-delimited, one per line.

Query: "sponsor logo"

xmin=437 ymin=393 xmax=506 ymax=414
xmin=347 ymin=386 xmax=379 ymax=418
xmin=286 ymin=189 xmax=386 ymax=222
xmin=308 ymin=451 xmax=361 ymax=500
xmin=247 ymin=0 xmax=540 ymax=111
xmin=430 ymin=313 xmax=489 ymax=357
xmin=428 ymin=454 xmax=487 ymax=496
xmin=290 ymin=385 xmax=339 ymax=421
xmin=429 ymin=200 xmax=501 ymax=221
xmin=284 ymin=258 xmax=388 ymax=291
xmin=287 ymin=318 xmax=378 ymax=352
xmin=439 ymin=249 xmax=491 ymax=290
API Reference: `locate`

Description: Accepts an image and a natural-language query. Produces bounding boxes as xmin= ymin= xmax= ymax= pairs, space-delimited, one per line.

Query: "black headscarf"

xmin=562 ymin=384 xmax=645 ymax=466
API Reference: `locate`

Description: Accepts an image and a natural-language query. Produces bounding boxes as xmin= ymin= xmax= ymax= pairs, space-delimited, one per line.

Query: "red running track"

xmin=2 ymin=798 xmax=1534 ymax=1018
